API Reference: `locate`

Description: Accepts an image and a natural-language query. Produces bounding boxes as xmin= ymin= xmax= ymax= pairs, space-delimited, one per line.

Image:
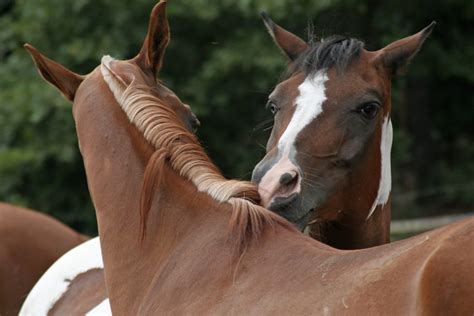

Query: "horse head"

xmin=24 ymin=2 xmax=199 ymax=137
xmin=252 ymin=14 xmax=435 ymax=238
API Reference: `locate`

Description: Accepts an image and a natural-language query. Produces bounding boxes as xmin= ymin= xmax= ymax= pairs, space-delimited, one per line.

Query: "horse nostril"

xmin=279 ymin=172 xmax=298 ymax=187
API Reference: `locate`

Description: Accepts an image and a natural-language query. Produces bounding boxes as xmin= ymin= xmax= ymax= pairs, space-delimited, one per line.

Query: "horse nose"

xmin=258 ymin=167 xmax=301 ymax=208
xmin=279 ymin=171 xmax=298 ymax=187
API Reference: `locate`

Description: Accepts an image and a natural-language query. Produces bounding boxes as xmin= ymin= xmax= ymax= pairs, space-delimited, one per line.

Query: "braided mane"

xmin=100 ymin=56 xmax=294 ymax=250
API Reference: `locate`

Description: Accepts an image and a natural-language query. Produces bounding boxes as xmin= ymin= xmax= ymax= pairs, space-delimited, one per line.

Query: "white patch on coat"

xmin=366 ymin=117 xmax=393 ymax=219
xmin=86 ymin=299 xmax=111 ymax=316
xmin=20 ymin=237 xmax=107 ymax=316
xmin=258 ymin=71 xmax=329 ymax=205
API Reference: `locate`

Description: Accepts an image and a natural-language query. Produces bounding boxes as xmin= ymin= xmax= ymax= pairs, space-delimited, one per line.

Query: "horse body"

xmin=134 ymin=214 xmax=473 ymax=315
xmin=23 ymin=2 xmax=474 ymax=314
xmin=84 ymin=77 xmax=473 ymax=314
xmin=56 ymin=72 xmax=474 ymax=312
xmin=0 ymin=203 xmax=87 ymax=315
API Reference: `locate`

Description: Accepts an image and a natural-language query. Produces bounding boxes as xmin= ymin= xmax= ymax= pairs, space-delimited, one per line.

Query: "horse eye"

xmin=190 ymin=116 xmax=200 ymax=133
xmin=266 ymin=101 xmax=280 ymax=115
xmin=357 ymin=102 xmax=380 ymax=119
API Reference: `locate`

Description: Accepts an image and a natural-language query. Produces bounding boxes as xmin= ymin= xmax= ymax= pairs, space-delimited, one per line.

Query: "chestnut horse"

xmin=24 ymin=2 xmax=474 ymax=314
xmin=21 ymin=3 xmax=199 ymax=314
xmin=0 ymin=203 xmax=87 ymax=315
xmin=252 ymin=14 xmax=435 ymax=249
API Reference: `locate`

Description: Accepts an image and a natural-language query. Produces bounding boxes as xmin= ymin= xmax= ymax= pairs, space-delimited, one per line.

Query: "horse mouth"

xmin=270 ymin=193 xmax=299 ymax=212
xmin=269 ymin=195 xmax=315 ymax=230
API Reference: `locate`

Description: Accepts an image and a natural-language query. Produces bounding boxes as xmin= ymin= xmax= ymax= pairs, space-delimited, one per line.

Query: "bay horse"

xmin=252 ymin=14 xmax=435 ymax=249
xmin=24 ymin=2 xmax=474 ymax=314
xmin=0 ymin=202 xmax=87 ymax=315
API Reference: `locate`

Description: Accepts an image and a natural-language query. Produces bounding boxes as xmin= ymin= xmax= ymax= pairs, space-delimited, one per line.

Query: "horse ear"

xmin=134 ymin=1 xmax=170 ymax=75
xmin=260 ymin=12 xmax=309 ymax=61
xmin=24 ymin=44 xmax=84 ymax=101
xmin=375 ymin=21 xmax=436 ymax=76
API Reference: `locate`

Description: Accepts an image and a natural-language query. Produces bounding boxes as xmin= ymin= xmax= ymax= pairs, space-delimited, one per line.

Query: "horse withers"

xmin=252 ymin=14 xmax=435 ymax=249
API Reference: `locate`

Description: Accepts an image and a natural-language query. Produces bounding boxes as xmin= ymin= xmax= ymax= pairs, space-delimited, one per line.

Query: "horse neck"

xmin=310 ymin=201 xmax=391 ymax=249
xmin=309 ymin=116 xmax=392 ymax=249
xmin=73 ymin=74 xmax=221 ymax=313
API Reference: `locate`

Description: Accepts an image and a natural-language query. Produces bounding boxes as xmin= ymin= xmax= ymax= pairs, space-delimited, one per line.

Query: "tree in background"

xmin=0 ymin=0 xmax=472 ymax=234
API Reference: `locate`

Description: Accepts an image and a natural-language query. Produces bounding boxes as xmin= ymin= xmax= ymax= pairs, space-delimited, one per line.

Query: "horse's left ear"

xmin=134 ymin=1 xmax=170 ymax=75
xmin=375 ymin=21 xmax=436 ymax=76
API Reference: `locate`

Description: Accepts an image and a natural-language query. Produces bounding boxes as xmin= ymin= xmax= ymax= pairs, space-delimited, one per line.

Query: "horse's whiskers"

xmin=254 ymin=118 xmax=274 ymax=132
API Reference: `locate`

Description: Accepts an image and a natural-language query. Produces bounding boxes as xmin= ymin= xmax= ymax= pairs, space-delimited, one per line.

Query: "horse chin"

xmin=269 ymin=194 xmax=315 ymax=231
xmin=268 ymin=193 xmax=311 ymax=230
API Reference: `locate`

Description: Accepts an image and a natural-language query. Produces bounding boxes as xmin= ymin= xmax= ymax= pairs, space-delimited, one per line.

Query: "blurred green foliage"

xmin=0 ymin=0 xmax=472 ymax=234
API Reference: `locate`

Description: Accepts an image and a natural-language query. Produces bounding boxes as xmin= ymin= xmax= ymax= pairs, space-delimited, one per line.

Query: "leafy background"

xmin=0 ymin=0 xmax=472 ymax=235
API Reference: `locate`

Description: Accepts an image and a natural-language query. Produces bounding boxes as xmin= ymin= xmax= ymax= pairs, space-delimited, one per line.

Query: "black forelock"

xmin=289 ymin=32 xmax=365 ymax=76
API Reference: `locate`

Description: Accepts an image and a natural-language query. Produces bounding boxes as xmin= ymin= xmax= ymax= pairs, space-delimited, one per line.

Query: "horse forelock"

xmin=288 ymin=35 xmax=364 ymax=77
xmin=100 ymin=56 xmax=295 ymax=250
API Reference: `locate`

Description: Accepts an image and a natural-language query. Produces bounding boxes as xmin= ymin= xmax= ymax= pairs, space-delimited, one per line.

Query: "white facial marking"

xmin=258 ymin=70 xmax=329 ymax=206
xmin=20 ymin=237 xmax=107 ymax=316
xmin=366 ymin=117 xmax=393 ymax=219
xmin=86 ymin=299 xmax=112 ymax=316
xmin=278 ymin=70 xmax=329 ymax=154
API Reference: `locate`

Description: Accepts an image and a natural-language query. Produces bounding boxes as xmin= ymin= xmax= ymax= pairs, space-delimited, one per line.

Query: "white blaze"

xmin=19 ymin=237 xmax=108 ymax=316
xmin=366 ymin=117 xmax=393 ymax=219
xmin=278 ymin=70 xmax=329 ymax=155
xmin=258 ymin=70 xmax=329 ymax=206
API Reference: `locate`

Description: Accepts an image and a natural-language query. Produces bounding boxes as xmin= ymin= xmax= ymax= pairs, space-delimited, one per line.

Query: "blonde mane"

xmin=100 ymin=56 xmax=294 ymax=248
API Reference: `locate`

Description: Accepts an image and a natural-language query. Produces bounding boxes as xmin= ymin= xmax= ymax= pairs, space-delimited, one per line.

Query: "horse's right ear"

xmin=24 ymin=44 xmax=84 ymax=101
xmin=260 ymin=12 xmax=309 ymax=61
